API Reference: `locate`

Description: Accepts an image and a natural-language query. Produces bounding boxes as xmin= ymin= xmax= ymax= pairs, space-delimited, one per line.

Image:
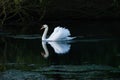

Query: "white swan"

xmin=41 ymin=24 xmax=75 ymax=41
xmin=41 ymin=41 xmax=71 ymax=58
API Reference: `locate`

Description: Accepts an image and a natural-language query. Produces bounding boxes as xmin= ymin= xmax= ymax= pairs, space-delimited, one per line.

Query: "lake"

xmin=0 ymin=21 xmax=120 ymax=80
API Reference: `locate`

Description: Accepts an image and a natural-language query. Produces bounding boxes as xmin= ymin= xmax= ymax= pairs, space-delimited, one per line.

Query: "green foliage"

xmin=0 ymin=0 xmax=49 ymax=26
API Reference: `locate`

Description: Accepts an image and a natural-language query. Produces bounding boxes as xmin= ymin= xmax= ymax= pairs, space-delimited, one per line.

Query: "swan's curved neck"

xmin=42 ymin=26 xmax=48 ymax=40
xmin=42 ymin=42 xmax=49 ymax=58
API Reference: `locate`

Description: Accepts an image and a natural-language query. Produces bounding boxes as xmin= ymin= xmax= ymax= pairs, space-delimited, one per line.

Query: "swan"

xmin=41 ymin=41 xmax=71 ymax=58
xmin=41 ymin=24 xmax=75 ymax=41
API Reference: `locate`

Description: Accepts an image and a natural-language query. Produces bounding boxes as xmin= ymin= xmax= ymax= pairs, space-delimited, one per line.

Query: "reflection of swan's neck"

xmin=42 ymin=26 xmax=48 ymax=40
xmin=42 ymin=42 xmax=49 ymax=58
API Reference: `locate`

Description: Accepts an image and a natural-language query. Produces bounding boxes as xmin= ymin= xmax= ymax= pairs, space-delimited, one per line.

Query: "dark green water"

xmin=0 ymin=34 xmax=120 ymax=80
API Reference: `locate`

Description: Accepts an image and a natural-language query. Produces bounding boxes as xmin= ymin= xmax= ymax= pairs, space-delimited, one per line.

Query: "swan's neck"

xmin=42 ymin=42 xmax=49 ymax=58
xmin=42 ymin=27 xmax=48 ymax=40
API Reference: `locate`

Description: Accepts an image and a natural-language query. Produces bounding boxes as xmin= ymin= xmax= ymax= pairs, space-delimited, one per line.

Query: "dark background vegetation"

xmin=0 ymin=0 xmax=120 ymax=36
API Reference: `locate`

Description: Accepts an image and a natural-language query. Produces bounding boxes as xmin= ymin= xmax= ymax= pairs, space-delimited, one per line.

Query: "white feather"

xmin=47 ymin=27 xmax=70 ymax=41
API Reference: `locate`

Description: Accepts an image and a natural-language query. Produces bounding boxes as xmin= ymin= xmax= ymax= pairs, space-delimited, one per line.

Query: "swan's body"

xmin=41 ymin=24 xmax=75 ymax=41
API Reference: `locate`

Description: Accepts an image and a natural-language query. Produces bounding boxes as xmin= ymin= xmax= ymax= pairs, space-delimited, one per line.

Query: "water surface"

xmin=0 ymin=34 xmax=120 ymax=80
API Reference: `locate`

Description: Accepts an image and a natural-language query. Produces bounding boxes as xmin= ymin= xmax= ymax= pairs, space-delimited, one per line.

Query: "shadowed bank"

xmin=0 ymin=0 xmax=120 ymax=36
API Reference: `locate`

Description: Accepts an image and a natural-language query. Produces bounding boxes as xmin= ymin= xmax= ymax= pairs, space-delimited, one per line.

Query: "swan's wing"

xmin=47 ymin=27 xmax=71 ymax=40
xmin=48 ymin=42 xmax=71 ymax=54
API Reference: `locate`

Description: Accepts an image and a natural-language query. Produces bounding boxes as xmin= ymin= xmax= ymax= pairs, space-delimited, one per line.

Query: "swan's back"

xmin=47 ymin=27 xmax=71 ymax=41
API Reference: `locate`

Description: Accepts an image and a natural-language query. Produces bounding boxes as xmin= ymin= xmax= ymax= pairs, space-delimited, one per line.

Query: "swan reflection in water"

xmin=41 ymin=41 xmax=71 ymax=58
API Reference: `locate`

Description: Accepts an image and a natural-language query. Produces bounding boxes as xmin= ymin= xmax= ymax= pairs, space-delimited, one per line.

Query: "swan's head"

xmin=41 ymin=24 xmax=48 ymax=30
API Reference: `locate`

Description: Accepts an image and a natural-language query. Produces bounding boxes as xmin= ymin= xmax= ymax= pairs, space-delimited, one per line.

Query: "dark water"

xmin=0 ymin=34 xmax=120 ymax=80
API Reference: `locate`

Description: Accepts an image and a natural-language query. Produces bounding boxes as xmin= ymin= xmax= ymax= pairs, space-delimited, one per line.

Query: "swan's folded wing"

xmin=47 ymin=27 xmax=71 ymax=40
